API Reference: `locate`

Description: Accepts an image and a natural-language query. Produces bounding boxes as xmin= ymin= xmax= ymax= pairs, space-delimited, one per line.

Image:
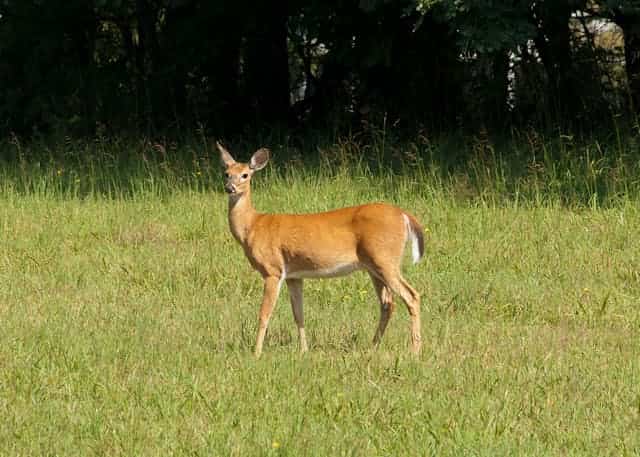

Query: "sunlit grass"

xmin=1 ymin=133 xmax=639 ymax=455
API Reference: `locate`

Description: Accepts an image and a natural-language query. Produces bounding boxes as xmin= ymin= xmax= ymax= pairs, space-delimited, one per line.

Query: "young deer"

xmin=217 ymin=142 xmax=425 ymax=357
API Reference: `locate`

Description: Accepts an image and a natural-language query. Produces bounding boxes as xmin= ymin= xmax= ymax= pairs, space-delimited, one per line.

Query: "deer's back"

xmin=243 ymin=203 xmax=408 ymax=278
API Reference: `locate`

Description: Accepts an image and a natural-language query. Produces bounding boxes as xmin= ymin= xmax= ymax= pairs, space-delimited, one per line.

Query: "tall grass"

xmin=1 ymin=131 xmax=639 ymax=455
xmin=2 ymin=128 xmax=640 ymax=205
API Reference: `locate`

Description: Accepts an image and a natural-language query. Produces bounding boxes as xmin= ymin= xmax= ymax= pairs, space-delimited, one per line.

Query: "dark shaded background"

xmin=1 ymin=0 xmax=639 ymax=141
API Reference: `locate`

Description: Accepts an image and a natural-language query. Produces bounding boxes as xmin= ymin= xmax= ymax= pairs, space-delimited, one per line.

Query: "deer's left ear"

xmin=250 ymin=148 xmax=270 ymax=171
xmin=216 ymin=141 xmax=236 ymax=167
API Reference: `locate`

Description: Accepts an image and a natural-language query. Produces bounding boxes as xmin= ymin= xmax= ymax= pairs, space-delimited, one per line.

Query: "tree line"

xmin=1 ymin=0 xmax=639 ymax=137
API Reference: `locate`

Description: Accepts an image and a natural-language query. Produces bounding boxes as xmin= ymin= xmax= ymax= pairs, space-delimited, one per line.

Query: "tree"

xmin=0 ymin=0 xmax=637 ymax=137
xmin=435 ymin=0 xmax=536 ymax=126
xmin=0 ymin=1 xmax=100 ymax=134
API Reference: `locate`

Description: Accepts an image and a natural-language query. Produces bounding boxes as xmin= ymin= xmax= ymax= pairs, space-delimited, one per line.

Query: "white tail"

xmin=404 ymin=213 xmax=423 ymax=264
xmin=217 ymin=142 xmax=425 ymax=357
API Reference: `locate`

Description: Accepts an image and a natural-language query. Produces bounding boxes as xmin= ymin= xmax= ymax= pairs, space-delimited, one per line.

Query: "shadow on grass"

xmin=1 ymin=128 xmax=640 ymax=206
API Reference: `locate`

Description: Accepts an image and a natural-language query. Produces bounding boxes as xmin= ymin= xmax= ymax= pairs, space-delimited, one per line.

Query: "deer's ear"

xmin=216 ymin=141 xmax=236 ymax=167
xmin=249 ymin=148 xmax=270 ymax=171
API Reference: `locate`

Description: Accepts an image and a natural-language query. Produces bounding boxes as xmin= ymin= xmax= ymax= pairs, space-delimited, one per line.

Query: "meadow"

xmin=1 ymin=133 xmax=639 ymax=456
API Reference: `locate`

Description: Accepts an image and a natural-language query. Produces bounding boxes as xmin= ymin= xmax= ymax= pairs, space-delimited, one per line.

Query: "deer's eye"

xmin=241 ymin=173 xmax=249 ymax=179
xmin=224 ymin=172 xmax=230 ymax=178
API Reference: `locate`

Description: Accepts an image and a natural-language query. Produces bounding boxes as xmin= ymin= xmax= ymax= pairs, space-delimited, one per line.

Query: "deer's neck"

xmin=227 ymin=191 xmax=258 ymax=245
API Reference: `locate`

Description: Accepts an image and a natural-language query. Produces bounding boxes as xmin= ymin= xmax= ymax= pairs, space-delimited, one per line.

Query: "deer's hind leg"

xmin=286 ymin=278 xmax=308 ymax=353
xmin=370 ymin=273 xmax=396 ymax=347
xmin=359 ymin=233 xmax=422 ymax=354
xmin=364 ymin=262 xmax=421 ymax=355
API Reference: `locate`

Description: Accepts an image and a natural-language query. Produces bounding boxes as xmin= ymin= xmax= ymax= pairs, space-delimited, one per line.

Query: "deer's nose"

xmin=224 ymin=183 xmax=236 ymax=194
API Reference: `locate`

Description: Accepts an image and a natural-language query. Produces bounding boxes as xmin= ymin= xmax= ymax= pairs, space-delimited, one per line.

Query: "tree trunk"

xmin=69 ymin=2 xmax=98 ymax=134
xmin=488 ymin=50 xmax=510 ymax=127
xmin=614 ymin=9 xmax=640 ymax=112
xmin=533 ymin=1 xmax=577 ymax=120
xmin=209 ymin=34 xmax=242 ymax=129
xmin=135 ymin=0 xmax=159 ymax=128
xmin=244 ymin=3 xmax=290 ymax=125
xmin=163 ymin=0 xmax=197 ymax=127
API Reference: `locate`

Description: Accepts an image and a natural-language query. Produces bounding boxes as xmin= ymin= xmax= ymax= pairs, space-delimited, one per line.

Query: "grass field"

xmin=1 ymin=135 xmax=639 ymax=455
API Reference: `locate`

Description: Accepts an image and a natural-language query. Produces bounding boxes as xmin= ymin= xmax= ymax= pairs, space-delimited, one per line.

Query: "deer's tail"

xmin=403 ymin=213 xmax=425 ymax=264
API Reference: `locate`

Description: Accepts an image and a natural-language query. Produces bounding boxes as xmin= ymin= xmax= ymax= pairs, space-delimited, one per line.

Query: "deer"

xmin=217 ymin=142 xmax=425 ymax=357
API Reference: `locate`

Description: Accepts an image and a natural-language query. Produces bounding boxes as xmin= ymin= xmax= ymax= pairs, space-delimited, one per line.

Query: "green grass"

xmin=1 ymin=135 xmax=640 ymax=455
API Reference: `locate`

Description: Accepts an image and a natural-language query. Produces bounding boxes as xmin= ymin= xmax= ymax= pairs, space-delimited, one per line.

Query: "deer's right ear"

xmin=216 ymin=141 xmax=236 ymax=167
xmin=250 ymin=148 xmax=270 ymax=171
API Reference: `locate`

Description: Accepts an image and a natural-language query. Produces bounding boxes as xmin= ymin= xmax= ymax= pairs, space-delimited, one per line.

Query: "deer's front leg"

xmin=254 ymin=276 xmax=283 ymax=357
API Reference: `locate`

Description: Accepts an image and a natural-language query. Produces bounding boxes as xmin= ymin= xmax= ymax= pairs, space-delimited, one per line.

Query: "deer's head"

xmin=216 ymin=142 xmax=269 ymax=197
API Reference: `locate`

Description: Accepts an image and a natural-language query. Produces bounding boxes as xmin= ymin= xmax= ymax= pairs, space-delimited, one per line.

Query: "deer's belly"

xmin=286 ymin=262 xmax=362 ymax=279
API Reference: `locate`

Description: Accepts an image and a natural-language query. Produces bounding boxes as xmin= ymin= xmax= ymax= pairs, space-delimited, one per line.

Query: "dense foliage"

xmin=1 ymin=0 xmax=639 ymax=137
